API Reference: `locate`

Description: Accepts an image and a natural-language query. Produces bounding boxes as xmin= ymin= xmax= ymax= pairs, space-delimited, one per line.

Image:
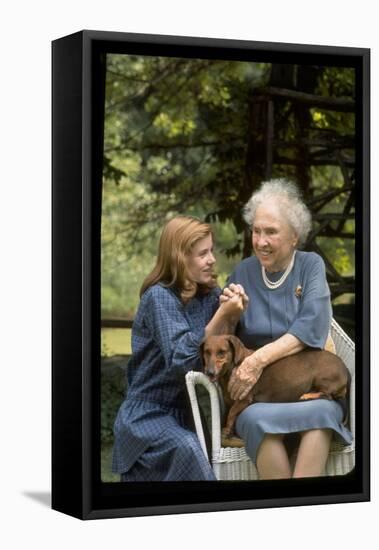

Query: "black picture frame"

xmin=52 ymin=30 xmax=370 ymax=520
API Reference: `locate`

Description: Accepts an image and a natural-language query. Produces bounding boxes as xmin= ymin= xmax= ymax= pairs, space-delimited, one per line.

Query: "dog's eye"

xmin=216 ymin=351 xmax=226 ymax=358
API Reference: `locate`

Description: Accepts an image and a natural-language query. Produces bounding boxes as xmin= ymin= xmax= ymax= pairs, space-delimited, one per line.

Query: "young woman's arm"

xmin=142 ymin=286 xmax=244 ymax=375
xmin=204 ymin=290 xmax=245 ymax=337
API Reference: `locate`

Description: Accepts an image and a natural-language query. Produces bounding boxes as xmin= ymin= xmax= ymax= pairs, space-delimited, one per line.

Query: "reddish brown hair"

xmin=140 ymin=216 xmax=217 ymax=302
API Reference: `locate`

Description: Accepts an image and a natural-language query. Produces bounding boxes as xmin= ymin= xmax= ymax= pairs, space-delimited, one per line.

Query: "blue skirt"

xmin=235 ymin=399 xmax=353 ymax=465
xmin=113 ymin=398 xmax=216 ymax=481
xmin=120 ymin=421 xmax=216 ymax=481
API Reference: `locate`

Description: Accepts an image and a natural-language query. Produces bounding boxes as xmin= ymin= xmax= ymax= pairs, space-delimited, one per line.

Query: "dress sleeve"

xmin=288 ymin=254 xmax=332 ymax=349
xmin=142 ymin=287 xmax=205 ymax=375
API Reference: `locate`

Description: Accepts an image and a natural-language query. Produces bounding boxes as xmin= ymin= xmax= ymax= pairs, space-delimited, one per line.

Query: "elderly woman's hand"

xmin=220 ymin=283 xmax=249 ymax=311
xmin=228 ymin=353 xmax=263 ymax=400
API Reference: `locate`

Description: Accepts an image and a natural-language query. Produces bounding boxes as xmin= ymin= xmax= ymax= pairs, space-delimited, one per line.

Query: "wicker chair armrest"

xmin=185 ymin=371 xmax=222 ymax=461
xmin=331 ymin=318 xmax=355 ymax=439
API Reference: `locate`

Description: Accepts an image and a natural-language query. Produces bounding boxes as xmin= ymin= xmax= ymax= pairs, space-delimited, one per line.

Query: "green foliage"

xmin=317 ymin=67 xmax=355 ymax=100
xmin=310 ymin=165 xmax=355 ymax=278
xmin=101 ymin=380 xmax=123 ymax=445
xmin=101 ymin=55 xmax=356 ymax=318
xmin=101 ymin=443 xmax=120 ymax=482
xmin=101 ymin=358 xmax=128 ymax=445
xmin=101 ymin=55 xmax=271 ymax=316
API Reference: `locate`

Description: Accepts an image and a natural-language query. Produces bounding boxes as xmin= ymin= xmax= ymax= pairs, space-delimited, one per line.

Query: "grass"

xmin=102 ymin=328 xmax=132 ymax=356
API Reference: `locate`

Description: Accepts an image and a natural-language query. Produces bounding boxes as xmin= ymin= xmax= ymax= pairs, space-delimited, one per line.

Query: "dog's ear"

xmin=226 ymin=335 xmax=248 ymax=366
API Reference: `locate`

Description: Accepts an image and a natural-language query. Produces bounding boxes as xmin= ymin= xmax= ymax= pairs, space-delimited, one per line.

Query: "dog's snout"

xmin=205 ymin=365 xmax=216 ymax=377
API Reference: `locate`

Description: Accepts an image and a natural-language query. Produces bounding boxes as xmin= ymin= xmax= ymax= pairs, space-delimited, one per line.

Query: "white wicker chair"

xmin=185 ymin=318 xmax=355 ymax=480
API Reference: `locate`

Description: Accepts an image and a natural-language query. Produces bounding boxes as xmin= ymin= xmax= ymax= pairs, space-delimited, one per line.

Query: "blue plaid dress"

xmin=112 ymin=284 xmax=220 ymax=481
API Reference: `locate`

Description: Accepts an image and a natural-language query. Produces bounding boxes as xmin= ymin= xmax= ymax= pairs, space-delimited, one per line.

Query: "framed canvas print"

xmin=52 ymin=30 xmax=370 ymax=520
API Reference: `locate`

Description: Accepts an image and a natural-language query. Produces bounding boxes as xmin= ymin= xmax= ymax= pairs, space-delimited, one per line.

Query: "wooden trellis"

xmin=246 ymin=86 xmax=355 ymax=303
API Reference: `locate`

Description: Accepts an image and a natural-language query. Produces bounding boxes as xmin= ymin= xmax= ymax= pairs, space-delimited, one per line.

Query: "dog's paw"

xmin=221 ymin=427 xmax=232 ymax=439
xmin=221 ymin=428 xmax=245 ymax=448
xmin=299 ymin=391 xmax=324 ymax=401
xmin=221 ymin=435 xmax=245 ymax=448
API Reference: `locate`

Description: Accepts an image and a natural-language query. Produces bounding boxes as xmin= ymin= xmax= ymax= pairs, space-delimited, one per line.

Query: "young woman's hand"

xmin=205 ymin=284 xmax=248 ymax=337
xmin=220 ymin=283 xmax=249 ymax=311
xmin=218 ymin=290 xmax=245 ymax=317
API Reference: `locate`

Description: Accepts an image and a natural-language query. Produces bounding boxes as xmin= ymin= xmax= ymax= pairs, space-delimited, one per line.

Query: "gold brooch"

xmin=295 ymin=285 xmax=302 ymax=298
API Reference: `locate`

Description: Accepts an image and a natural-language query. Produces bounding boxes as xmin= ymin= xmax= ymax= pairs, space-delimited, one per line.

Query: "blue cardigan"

xmin=227 ymin=251 xmax=332 ymax=350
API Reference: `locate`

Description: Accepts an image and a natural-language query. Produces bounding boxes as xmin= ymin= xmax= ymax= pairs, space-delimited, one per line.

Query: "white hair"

xmin=242 ymin=178 xmax=312 ymax=248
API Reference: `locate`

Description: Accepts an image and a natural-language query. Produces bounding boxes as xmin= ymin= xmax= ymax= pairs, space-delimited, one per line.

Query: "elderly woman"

xmin=223 ymin=179 xmax=352 ymax=479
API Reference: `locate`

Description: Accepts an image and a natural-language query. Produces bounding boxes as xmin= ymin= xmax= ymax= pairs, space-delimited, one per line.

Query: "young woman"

xmin=112 ymin=215 xmax=244 ymax=481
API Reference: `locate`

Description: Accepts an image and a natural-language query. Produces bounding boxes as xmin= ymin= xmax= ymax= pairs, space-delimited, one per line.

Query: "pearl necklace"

xmin=261 ymin=251 xmax=296 ymax=290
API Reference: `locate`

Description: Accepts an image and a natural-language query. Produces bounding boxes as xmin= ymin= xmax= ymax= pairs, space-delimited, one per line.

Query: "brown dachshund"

xmin=200 ymin=334 xmax=350 ymax=445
